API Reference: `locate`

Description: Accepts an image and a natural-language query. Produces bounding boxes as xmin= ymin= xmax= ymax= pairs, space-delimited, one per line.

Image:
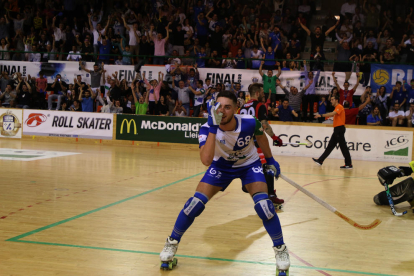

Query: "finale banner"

xmin=0 ymin=60 xmax=375 ymax=95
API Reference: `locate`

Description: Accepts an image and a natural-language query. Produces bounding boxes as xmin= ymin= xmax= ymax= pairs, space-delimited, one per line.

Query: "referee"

xmin=313 ymin=94 xmax=353 ymax=169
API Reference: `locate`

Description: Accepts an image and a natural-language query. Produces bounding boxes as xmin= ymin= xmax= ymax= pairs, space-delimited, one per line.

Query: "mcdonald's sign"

xmin=120 ymin=119 xmax=137 ymax=134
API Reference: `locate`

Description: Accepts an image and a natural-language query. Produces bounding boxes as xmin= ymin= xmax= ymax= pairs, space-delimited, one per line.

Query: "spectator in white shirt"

xmin=222 ymin=51 xmax=236 ymax=69
xmin=88 ymin=14 xmax=108 ymax=60
xmin=352 ymin=7 xmax=365 ymax=26
xmin=340 ymin=0 xmax=356 ymax=19
xmin=173 ymin=101 xmax=187 ymax=116
xmin=405 ymin=102 xmax=414 ymax=127
xmin=28 ymin=44 xmax=41 ymax=62
xmin=388 ymin=103 xmax=405 ymax=126
xmin=67 ymin=45 xmax=82 ymax=61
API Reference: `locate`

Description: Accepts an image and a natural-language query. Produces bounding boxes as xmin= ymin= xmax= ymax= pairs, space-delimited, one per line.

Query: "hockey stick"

xmin=280 ymin=174 xmax=382 ymax=230
xmin=383 ymin=182 xmax=407 ymax=216
xmin=283 ymin=139 xmax=312 ymax=147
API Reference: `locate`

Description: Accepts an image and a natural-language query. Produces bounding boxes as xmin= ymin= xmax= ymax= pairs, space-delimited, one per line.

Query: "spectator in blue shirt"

xmin=269 ymin=26 xmax=282 ymax=58
xmin=97 ymin=34 xmax=112 ymax=64
xmin=79 ymin=85 xmax=96 ymax=112
xmin=367 ymin=106 xmax=382 ymax=126
xmin=302 ymin=60 xmax=321 ymax=122
xmin=275 ymin=99 xmax=299 ymax=122
xmin=405 ymin=79 xmax=414 ymax=107
xmin=196 ymin=13 xmax=208 ymax=46
xmin=195 ymin=46 xmax=207 ymax=68
xmin=389 ymin=81 xmax=407 ymax=110
xmin=260 ymin=37 xmax=278 ymax=70
xmin=318 ymin=95 xmax=328 ymax=122
xmin=235 ymin=49 xmax=245 ymax=69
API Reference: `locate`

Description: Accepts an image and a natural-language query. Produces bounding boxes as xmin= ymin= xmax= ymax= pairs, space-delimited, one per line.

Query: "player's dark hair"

xmin=283 ymin=98 xmax=289 ymax=103
xmin=343 ymin=101 xmax=350 ymax=108
xmin=248 ymin=83 xmax=263 ymax=94
xmin=396 ymin=81 xmax=402 ymax=85
xmin=198 ymin=80 xmax=203 ymax=85
xmin=217 ymin=91 xmax=237 ymax=105
xmin=333 ymin=94 xmax=340 ymax=101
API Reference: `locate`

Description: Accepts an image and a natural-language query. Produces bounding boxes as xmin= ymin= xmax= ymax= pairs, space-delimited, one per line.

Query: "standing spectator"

xmin=341 ymin=0 xmax=357 ymax=19
xmin=0 ymin=15 xmax=10 ymax=40
xmin=122 ymin=18 xmax=141 ymax=64
xmin=318 ymin=95 xmax=328 ymax=123
xmin=143 ymin=71 xmax=163 ymax=115
xmin=260 ymin=37 xmax=278 ymax=70
xmin=0 ymin=38 xmax=10 ymax=60
xmin=132 ymin=81 xmax=149 ymax=115
xmin=196 ymin=12 xmax=209 ymax=46
xmin=358 ymin=87 xmax=374 ymax=124
xmin=67 ymin=45 xmax=82 ymax=61
xmin=149 ymin=24 xmax=170 ymax=65
xmin=15 ymin=78 xmax=32 ymax=109
xmin=171 ymin=24 xmax=186 ymax=56
xmin=374 ymin=86 xmax=389 ymax=120
xmin=367 ymin=106 xmax=382 ymax=126
xmin=88 ymin=14 xmax=108 ymax=60
xmin=235 ymin=49 xmax=245 ymax=69
xmin=156 ymin=95 xmax=170 ymax=116
xmin=221 ymin=51 xmax=236 ymax=69
xmin=389 ymin=81 xmax=407 ymax=109
xmin=171 ymin=76 xmax=190 ymax=116
xmin=188 ymin=80 xmax=205 ymax=117
xmin=195 ymin=46 xmax=207 ymax=68
xmin=380 ymin=39 xmax=399 ymax=63
xmin=343 ymin=96 xmax=371 ymax=125
xmin=251 ymin=45 xmax=263 ymax=69
xmin=35 ymin=73 xmax=47 ymax=96
xmin=80 ymin=62 xmax=104 ymax=93
xmin=274 ymin=99 xmax=299 ymax=122
xmin=48 ymin=74 xmax=67 ymax=111
xmin=352 ymin=7 xmax=365 ymax=26
xmin=120 ymin=39 xmax=133 ymax=65
xmin=363 ymin=0 xmax=380 ymax=32
xmin=78 ymin=85 xmax=96 ymax=112
xmin=277 ymin=79 xmax=312 ymax=121
xmin=406 ymin=79 xmax=414 ymax=106
xmin=388 ymin=103 xmax=405 ymax=126
xmin=209 ymin=25 xmax=224 ymax=55
xmin=97 ymin=33 xmax=112 ymax=64
xmin=298 ymin=18 xmax=339 ymax=52
xmin=42 ymin=37 xmax=57 ymax=62
xmin=172 ymin=101 xmax=187 ymax=116
xmin=406 ymin=103 xmax=414 ymax=127
xmin=302 ymin=60 xmax=321 ymax=122
xmin=0 ymin=84 xmax=16 ymax=106
xmin=69 ymin=100 xmax=82 ymax=111
xmin=400 ymin=35 xmax=414 ymax=64
xmin=332 ymin=72 xmax=360 ymax=106
xmin=207 ymin=50 xmax=221 ymax=68
xmin=259 ymin=60 xmax=281 ymax=104
xmin=77 ymin=36 xmax=94 ymax=62
xmin=0 ymin=71 xmax=11 ymax=92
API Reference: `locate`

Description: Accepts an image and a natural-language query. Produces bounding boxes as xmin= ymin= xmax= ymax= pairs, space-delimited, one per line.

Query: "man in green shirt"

xmin=259 ymin=60 xmax=281 ymax=104
xmin=132 ymin=82 xmax=149 ymax=115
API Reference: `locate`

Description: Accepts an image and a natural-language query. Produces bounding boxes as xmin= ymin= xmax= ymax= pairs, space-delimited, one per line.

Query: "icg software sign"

xmin=116 ymin=115 xmax=207 ymax=144
xmin=269 ymin=125 xmax=413 ymax=163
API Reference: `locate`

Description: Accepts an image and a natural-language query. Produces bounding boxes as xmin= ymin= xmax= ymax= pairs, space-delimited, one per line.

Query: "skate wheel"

xmin=274 ymin=204 xmax=283 ymax=210
xmin=160 ymin=262 xmax=170 ymax=270
xmin=168 ymin=262 xmax=173 ymax=270
xmin=276 ymin=268 xmax=289 ymax=276
xmin=172 ymin=258 xmax=178 ymax=267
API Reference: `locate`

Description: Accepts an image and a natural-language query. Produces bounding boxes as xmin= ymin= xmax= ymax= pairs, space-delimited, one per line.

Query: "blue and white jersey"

xmin=198 ymin=114 xmax=264 ymax=169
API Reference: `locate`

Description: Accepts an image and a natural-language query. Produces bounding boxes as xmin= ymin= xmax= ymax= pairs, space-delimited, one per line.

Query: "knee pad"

xmin=253 ymin=192 xmax=276 ymax=221
xmin=183 ymin=192 xmax=209 ymax=218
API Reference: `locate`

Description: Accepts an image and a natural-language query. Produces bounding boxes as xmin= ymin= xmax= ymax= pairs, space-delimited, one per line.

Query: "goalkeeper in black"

xmin=374 ymin=164 xmax=414 ymax=209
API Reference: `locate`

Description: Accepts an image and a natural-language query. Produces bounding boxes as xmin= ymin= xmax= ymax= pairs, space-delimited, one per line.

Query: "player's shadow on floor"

xmin=201 ymin=214 xmax=267 ymax=265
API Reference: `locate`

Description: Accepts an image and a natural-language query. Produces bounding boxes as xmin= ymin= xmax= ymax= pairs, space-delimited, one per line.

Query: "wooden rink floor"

xmin=1 ymin=139 xmax=414 ymax=276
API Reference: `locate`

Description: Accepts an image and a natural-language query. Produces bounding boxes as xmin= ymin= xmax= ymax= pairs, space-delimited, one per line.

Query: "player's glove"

xmin=271 ymin=135 xmax=283 ymax=147
xmin=207 ymin=99 xmax=223 ymax=134
xmin=265 ymin=157 xmax=281 ymax=180
xmin=377 ymin=166 xmax=404 ymax=185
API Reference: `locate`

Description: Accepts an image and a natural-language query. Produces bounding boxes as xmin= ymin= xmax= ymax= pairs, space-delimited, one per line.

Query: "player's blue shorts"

xmin=200 ymin=160 xmax=266 ymax=191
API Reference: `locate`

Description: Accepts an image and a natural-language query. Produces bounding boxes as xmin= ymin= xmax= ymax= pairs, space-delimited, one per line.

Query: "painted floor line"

xmin=10 ymin=240 xmax=397 ymax=276
xmin=6 ymin=172 xmax=205 ymax=242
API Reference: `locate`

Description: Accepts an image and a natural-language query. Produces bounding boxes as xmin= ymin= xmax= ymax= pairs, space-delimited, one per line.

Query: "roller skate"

xmin=160 ymin=237 xmax=179 ymax=270
xmin=269 ymin=190 xmax=284 ymax=210
xmin=274 ymin=244 xmax=290 ymax=276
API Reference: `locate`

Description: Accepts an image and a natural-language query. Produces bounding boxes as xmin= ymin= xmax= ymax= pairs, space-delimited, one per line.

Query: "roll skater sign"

xmin=116 ymin=115 xmax=207 ymax=144
xmin=23 ymin=110 xmax=114 ymax=139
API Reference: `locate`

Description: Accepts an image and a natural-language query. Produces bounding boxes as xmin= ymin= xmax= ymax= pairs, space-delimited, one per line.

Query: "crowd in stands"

xmin=0 ymin=0 xmax=414 ymax=127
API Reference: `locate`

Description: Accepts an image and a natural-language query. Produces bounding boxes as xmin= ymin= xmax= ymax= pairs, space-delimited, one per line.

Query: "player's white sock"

xmin=160 ymin=237 xmax=179 ymax=262
xmin=274 ymin=244 xmax=290 ymax=271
